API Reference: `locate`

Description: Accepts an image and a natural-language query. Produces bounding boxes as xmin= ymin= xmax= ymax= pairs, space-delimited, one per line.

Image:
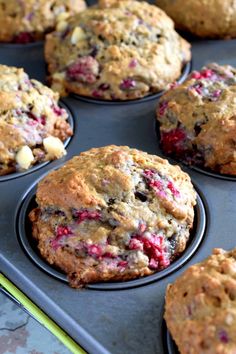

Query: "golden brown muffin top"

xmin=165 ymin=248 xmax=236 ymax=354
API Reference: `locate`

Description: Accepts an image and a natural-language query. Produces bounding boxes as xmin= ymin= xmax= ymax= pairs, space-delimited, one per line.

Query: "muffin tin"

xmin=0 ymin=2 xmax=236 ymax=353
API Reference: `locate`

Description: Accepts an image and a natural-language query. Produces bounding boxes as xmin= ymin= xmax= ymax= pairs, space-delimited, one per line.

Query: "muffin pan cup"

xmin=0 ymin=18 xmax=236 ymax=354
xmin=16 ymin=178 xmax=206 ymax=290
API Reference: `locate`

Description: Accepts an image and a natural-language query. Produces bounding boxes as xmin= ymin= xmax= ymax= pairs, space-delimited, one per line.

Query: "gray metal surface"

xmin=0 ymin=34 xmax=236 ymax=354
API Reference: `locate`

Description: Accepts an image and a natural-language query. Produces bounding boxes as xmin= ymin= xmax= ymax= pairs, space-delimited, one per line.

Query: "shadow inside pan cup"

xmin=155 ymin=121 xmax=236 ymax=182
xmin=71 ymin=62 xmax=192 ymax=105
xmin=163 ymin=321 xmax=179 ymax=354
xmin=0 ymin=102 xmax=74 ymax=182
xmin=0 ymin=40 xmax=44 ymax=49
xmin=16 ymin=181 xmax=206 ymax=290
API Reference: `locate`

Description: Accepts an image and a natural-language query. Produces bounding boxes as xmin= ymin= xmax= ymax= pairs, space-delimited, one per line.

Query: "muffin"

xmin=45 ymin=0 xmax=191 ymax=100
xmin=156 ymin=63 xmax=236 ymax=175
xmin=29 ymin=145 xmax=196 ymax=288
xmin=156 ymin=0 xmax=236 ymax=39
xmin=0 ymin=0 xmax=86 ymax=43
xmin=165 ymin=248 xmax=236 ymax=354
xmin=0 ymin=65 xmax=72 ymax=176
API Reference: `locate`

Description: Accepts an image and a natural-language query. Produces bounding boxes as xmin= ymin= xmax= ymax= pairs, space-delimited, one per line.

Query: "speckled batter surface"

xmin=165 ymin=248 xmax=236 ymax=354
xmin=29 ymin=145 xmax=196 ymax=288
xmin=0 ymin=0 xmax=86 ymax=43
xmin=156 ymin=63 xmax=236 ymax=175
xmin=156 ymin=0 xmax=236 ymax=39
xmin=45 ymin=0 xmax=191 ymax=100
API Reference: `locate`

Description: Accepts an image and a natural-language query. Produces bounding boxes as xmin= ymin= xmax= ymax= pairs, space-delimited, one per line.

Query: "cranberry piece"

xmin=92 ymin=90 xmax=102 ymax=98
xmin=118 ymin=260 xmax=128 ymax=268
xmin=167 ymin=181 xmax=180 ymax=198
xmin=52 ymin=105 xmax=65 ymax=116
xmin=201 ymin=69 xmax=214 ymax=79
xmin=169 ymin=82 xmax=179 ymax=90
xmin=39 ymin=115 xmax=46 ymax=126
xmin=129 ymin=59 xmax=138 ymax=68
xmin=139 ymin=223 xmax=146 ymax=233
xmin=143 ymin=169 xmax=167 ymax=198
xmin=51 ymin=225 xmax=73 ymax=250
xmin=103 ymin=252 xmax=116 ymax=258
xmin=130 ymin=234 xmax=169 ymax=270
xmin=149 ymin=258 xmax=159 ymax=269
xmin=191 ymin=71 xmax=202 ymax=80
xmin=67 ymin=56 xmax=99 ymax=84
xmin=158 ymin=101 xmax=168 ymax=116
xmin=13 ymin=32 xmax=34 ymax=44
xmin=193 ymin=83 xmax=203 ymax=95
xmin=219 ymin=330 xmax=229 ymax=343
xmin=161 ymin=128 xmax=186 ymax=154
xmin=87 ymin=244 xmax=103 ymax=258
xmin=56 ymin=225 xmax=72 ymax=237
xmin=98 ymin=83 xmax=110 ymax=91
xmin=143 ymin=169 xmax=155 ymax=179
xmin=129 ymin=238 xmax=144 ymax=251
xmin=120 ymin=78 xmax=136 ymax=90
xmin=212 ymin=89 xmax=222 ymax=99
xmin=158 ymin=254 xmax=170 ymax=267
xmin=74 ymin=209 xmax=101 ymax=224
xmin=149 ymin=179 xmax=163 ymax=190
xmin=27 ymin=112 xmax=46 ymax=125
xmin=191 ymin=69 xmax=215 ymax=80
xmin=27 ymin=120 xmax=37 ymax=126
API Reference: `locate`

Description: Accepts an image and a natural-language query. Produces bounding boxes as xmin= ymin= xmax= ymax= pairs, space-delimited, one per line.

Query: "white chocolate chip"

xmin=56 ymin=12 xmax=70 ymax=22
xmin=51 ymin=73 xmax=66 ymax=95
xmin=225 ymin=313 xmax=234 ymax=325
xmin=56 ymin=20 xmax=68 ymax=32
xmin=16 ymin=146 xmax=34 ymax=170
xmin=52 ymin=72 xmax=66 ymax=80
xmin=71 ymin=27 xmax=86 ymax=45
xmin=43 ymin=136 xmax=66 ymax=159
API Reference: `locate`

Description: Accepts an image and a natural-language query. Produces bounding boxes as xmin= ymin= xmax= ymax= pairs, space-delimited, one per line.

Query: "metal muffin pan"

xmin=0 ymin=20 xmax=236 ymax=354
xmin=16 ymin=179 xmax=206 ymax=290
xmin=0 ymin=102 xmax=74 ymax=182
xmin=162 ymin=322 xmax=179 ymax=354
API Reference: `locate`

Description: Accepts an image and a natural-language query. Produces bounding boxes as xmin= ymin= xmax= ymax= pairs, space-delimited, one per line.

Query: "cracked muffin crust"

xmin=165 ymin=248 xmax=236 ymax=354
xmin=0 ymin=65 xmax=72 ymax=176
xmin=156 ymin=63 xmax=236 ymax=175
xmin=29 ymin=145 xmax=196 ymax=288
xmin=45 ymin=0 xmax=191 ymax=100
xmin=0 ymin=0 xmax=86 ymax=43
xmin=156 ymin=0 xmax=236 ymax=39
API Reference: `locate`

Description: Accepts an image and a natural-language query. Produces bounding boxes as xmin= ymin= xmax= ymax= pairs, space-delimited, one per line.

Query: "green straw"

xmin=0 ymin=273 xmax=86 ymax=354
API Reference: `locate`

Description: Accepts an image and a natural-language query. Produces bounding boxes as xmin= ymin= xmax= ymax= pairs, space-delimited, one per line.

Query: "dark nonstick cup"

xmin=16 ymin=175 xmax=206 ymax=291
xmin=0 ymin=102 xmax=74 ymax=182
xmin=71 ymin=62 xmax=192 ymax=105
xmin=0 ymin=41 xmax=44 ymax=49
xmin=163 ymin=321 xmax=179 ymax=354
